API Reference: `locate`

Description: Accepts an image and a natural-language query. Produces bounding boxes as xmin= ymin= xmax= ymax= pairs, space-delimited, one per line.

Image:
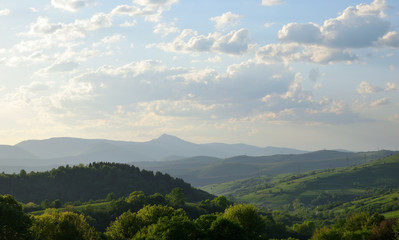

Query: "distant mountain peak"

xmin=152 ymin=134 xmax=190 ymax=145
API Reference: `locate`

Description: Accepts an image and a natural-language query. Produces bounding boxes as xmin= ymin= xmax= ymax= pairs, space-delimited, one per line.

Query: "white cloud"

xmin=278 ymin=0 xmax=390 ymax=49
xmin=120 ymin=20 xmax=137 ymax=27
xmin=51 ymin=0 xmax=94 ymax=12
xmin=264 ymin=22 xmax=275 ymax=28
xmin=21 ymin=13 xmax=112 ymax=39
xmin=153 ymin=22 xmax=180 ymax=37
xmin=357 ymin=81 xmax=383 ymax=94
xmin=111 ymin=0 xmax=178 ymax=22
xmin=385 ymin=82 xmax=399 ymax=91
xmin=256 ymin=43 xmax=358 ymax=64
xmin=376 ymin=31 xmax=399 ymax=48
xmin=262 ymin=0 xmax=285 ymax=6
xmin=150 ymin=28 xmax=252 ymax=55
xmin=370 ymin=97 xmax=391 ymax=106
xmin=0 ymin=8 xmax=11 ymax=16
xmin=97 ymin=34 xmax=126 ymax=46
xmin=210 ymin=12 xmax=242 ymax=30
xmin=259 ymin=0 xmax=395 ymax=64
xmin=278 ymin=22 xmax=322 ymax=44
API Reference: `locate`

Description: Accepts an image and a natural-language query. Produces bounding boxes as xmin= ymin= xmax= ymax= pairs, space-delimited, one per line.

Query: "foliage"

xmin=30 ymin=209 xmax=97 ymax=240
xmin=165 ymin=187 xmax=186 ymax=206
xmin=311 ymin=212 xmax=399 ymax=240
xmin=0 ymin=162 xmax=213 ymax=204
xmin=0 ymin=194 xmax=32 ymax=240
xmin=223 ymin=204 xmax=266 ymax=239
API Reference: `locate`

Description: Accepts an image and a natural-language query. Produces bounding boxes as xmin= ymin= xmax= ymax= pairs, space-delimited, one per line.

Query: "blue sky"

xmin=0 ymin=0 xmax=398 ymax=151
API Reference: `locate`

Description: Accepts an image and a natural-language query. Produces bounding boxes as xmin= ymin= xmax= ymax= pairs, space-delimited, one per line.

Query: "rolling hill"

xmin=201 ymin=153 xmax=399 ymax=209
xmin=134 ymin=150 xmax=397 ymax=186
xmin=0 ymin=162 xmax=213 ymax=204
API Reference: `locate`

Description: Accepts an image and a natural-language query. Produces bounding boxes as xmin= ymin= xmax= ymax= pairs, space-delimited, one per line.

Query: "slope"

xmin=202 ymin=153 xmax=399 ymax=208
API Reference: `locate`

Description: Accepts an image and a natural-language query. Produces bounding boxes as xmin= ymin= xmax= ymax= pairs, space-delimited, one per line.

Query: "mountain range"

xmin=0 ymin=134 xmax=306 ymax=173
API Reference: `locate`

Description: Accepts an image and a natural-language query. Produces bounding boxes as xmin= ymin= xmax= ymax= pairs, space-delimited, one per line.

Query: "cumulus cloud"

xmin=278 ymin=22 xmax=322 ymax=44
xmin=376 ymin=31 xmax=399 ymax=48
xmin=93 ymin=34 xmax=126 ymax=47
xmin=385 ymin=82 xmax=399 ymax=91
xmin=120 ymin=20 xmax=137 ymax=27
xmin=111 ymin=0 xmax=178 ymax=22
xmin=357 ymin=81 xmax=383 ymax=94
xmin=0 ymin=8 xmax=11 ymax=16
xmin=150 ymin=28 xmax=252 ymax=55
xmin=370 ymin=97 xmax=391 ymax=106
xmin=43 ymin=60 xmax=299 ymax=122
xmin=210 ymin=12 xmax=242 ymax=30
xmin=278 ymin=0 xmax=390 ymax=47
xmin=21 ymin=13 xmax=112 ymax=39
xmin=153 ymin=22 xmax=180 ymax=37
xmin=258 ymin=0 xmax=394 ymax=64
xmin=51 ymin=0 xmax=94 ymax=12
xmin=262 ymin=0 xmax=285 ymax=6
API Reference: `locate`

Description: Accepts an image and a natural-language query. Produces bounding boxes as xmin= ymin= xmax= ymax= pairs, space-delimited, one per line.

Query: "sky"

xmin=0 ymin=0 xmax=398 ymax=151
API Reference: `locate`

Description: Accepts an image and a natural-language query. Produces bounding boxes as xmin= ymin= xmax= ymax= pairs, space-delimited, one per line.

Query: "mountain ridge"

xmin=0 ymin=135 xmax=306 ymax=170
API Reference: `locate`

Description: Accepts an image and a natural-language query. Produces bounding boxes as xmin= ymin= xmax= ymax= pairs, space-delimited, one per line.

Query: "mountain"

xmin=0 ymin=134 xmax=307 ymax=173
xmin=134 ymin=150 xmax=397 ymax=186
xmin=0 ymin=145 xmax=37 ymax=159
xmin=0 ymin=162 xmax=213 ymax=204
xmin=201 ymin=152 xmax=399 ymax=208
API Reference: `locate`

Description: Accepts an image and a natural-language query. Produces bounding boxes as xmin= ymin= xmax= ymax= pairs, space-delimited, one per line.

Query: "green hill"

xmin=202 ymin=153 xmax=399 ymax=209
xmin=0 ymin=162 xmax=213 ymax=204
xmin=135 ymin=150 xmax=397 ymax=186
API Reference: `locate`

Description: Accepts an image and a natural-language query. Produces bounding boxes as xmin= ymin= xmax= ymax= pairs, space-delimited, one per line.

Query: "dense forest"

xmin=2 ymin=190 xmax=399 ymax=240
xmin=0 ymin=162 xmax=212 ymax=203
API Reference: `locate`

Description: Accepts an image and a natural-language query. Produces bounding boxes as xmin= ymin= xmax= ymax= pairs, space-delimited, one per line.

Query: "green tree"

xmin=136 ymin=205 xmax=185 ymax=226
xmin=105 ymin=210 xmax=142 ymax=240
xmin=40 ymin=199 xmax=50 ymax=209
xmin=223 ymin=204 xmax=265 ymax=240
xmin=0 ymin=194 xmax=32 ymax=240
xmin=165 ymin=187 xmax=186 ymax=206
xmin=209 ymin=217 xmax=247 ymax=240
xmin=292 ymin=220 xmax=316 ymax=240
xmin=134 ymin=215 xmax=197 ymax=240
xmin=31 ymin=209 xmax=97 ymax=240
xmin=106 ymin=192 xmax=116 ymax=201
xmin=211 ymin=196 xmax=230 ymax=212
xmin=50 ymin=199 xmax=62 ymax=208
xmin=311 ymin=226 xmax=342 ymax=240
xmin=194 ymin=214 xmax=218 ymax=235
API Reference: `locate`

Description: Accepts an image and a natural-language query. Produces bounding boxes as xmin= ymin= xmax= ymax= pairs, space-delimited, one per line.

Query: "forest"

xmin=0 ymin=159 xmax=399 ymax=239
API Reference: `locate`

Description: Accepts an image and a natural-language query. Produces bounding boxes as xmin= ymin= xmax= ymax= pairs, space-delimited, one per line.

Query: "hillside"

xmin=0 ymin=162 xmax=213 ymax=204
xmin=135 ymin=150 xmax=397 ymax=186
xmin=202 ymin=153 xmax=399 ymax=209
